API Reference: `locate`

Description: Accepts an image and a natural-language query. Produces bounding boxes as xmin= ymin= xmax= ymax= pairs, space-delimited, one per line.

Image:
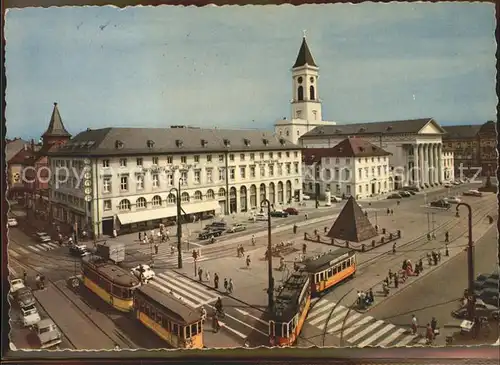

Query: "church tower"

xmin=41 ymin=102 xmax=71 ymax=149
xmin=291 ymin=35 xmax=322 ymax=122
xmin=275 ymin=34 xmax=336 ymax=145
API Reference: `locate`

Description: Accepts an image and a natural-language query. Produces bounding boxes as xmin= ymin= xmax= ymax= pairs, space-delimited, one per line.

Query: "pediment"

xmin=418 ymin=119 xmax=446 ymax=134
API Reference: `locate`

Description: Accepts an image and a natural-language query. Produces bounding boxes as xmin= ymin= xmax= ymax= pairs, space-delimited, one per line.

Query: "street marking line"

xmin=326 ymin=309 xmax=355 ymax=333
xmin=28 ymin=245 xmax=41 ymax=252
xmin=394 ymin=334 xmax=419 ymax=347
xmin=342 ymin=316 xmax=373 ymax=337
xmin=357 ymin=323 xmax=396 ymax=347
xmin=149 ymin=280 xmax=200 ymax=309
xmin=8 ymin=266 xmax=17 ymax=277
xmin=16 ymin=246 xmax=30 ymax=255
xmin=207 ymin=304 xmax=267 ymax=337
xmin=46 ymin=242 xmax=59 ymax=249
xmin=376 ymin=328 xmax=406 ymax=347
xmin=234 ymin=308 xmax=268 ymax=326
xmin=8 ymin=250 xmax=20 ymax=258
xmin=219 ymin=320 xmax=247 ymax=339
xmin=309 ymin=304 xmax=343 ymax=326
xmin=158 ymin=272 xmax=217 ymax=302
xmin=40 ymin=243 xmax=54 ymax=250
xmin=307 ymin=302 xmax=337 ymax=323
xmin=347 ymin=319 xmax=385 ymax=344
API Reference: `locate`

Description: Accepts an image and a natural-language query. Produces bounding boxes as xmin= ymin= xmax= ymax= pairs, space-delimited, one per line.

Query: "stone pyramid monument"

xmin=327 ymin=196 xmax=377 ymax=242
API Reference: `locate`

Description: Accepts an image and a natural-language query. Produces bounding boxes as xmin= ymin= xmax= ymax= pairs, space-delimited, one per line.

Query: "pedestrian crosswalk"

xmin=8 ymin=242 xmax=60 ymax=257
xmin=306 ymin=298 xmax=427 ymax=347
xmin=133 ymin=242 xmax=216 ymax=266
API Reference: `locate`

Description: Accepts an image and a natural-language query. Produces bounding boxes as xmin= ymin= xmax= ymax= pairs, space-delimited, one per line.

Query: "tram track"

xmin=303 ymin=197 xmax=496 ymax=338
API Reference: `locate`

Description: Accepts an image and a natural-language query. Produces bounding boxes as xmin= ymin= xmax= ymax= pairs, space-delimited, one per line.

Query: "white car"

xmin=302 ymin=195 xmax=311 ymax=200
xmin=330 ymin=195 xmax=342 ymax=203
xmin=446 ymin=196 xmax=462 ymax=204
xmin=10 ymin=278 xmax=25 ymax=297
xmin=453 ymin=181 xmax=461 ymax=185
xmin=36 ymin=319 xmax=62 ymax=349
xmin=7 ymin=218 xmax=18 ymax=227
xmin=21 ymin=304 xmax=41 ymax=327
xmin=131 ymin=264 xmax=156 ymax=282
xmin=443 ymin=182 xmax=452 ymax=188
xmin=254 ymin=213 xmax=269 ymax=221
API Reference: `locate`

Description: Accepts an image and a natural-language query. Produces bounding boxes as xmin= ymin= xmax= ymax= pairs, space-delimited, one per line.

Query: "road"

xmin=368 ymin=224 xmax=499 ymax=344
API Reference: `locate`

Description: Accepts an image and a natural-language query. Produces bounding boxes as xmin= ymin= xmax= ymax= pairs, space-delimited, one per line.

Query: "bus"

xmin=294 ymin=248 xmax=356 ymax=297
xmin=134 ymin=284 xmax=204 ymax=349
xmin=81 ymin=255 xmax=140 ymax=312
xmin=269 ymin=271 xmax=311 ymax=346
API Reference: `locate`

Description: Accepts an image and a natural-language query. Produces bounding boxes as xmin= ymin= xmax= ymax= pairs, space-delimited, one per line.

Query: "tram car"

xmin=268 ymin=271 xmax=311 ymax=346
xmin=81 ymin=255 xmax=140 ymax=312
xmin=294 ymin=248 xmax=357 ymax=297
xmin=134 ymin=284 xmax=204 ymax=349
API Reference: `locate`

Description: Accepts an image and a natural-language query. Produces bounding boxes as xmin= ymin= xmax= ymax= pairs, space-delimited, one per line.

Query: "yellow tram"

xmin=268 ymin=271 xmax=311 ymax=346
xmin=134 ymin=284 xmax=204 ymax=349
xmin=295 ymin=248 xmax=357 ymax=297
xmin=81 ymin=256 xmax=140 ymax=312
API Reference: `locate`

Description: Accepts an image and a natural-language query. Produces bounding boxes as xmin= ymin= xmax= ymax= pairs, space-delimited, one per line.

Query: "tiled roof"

xmin=293 ymin=37 xmax=317 ymax=68
xmin=442 ymin=125 xmax=481 ymax=140
xmin=302 ymin=138 xmax=391 ymax=165
xmin=6 ymin=139 xmax=28 ymax=162
xmin=48 ymin=127 xmax=300 ymax=157
xmin=478 ymin=120 xmax=497 ymax=136
xmin=42 ymin=102 xmax=71 ymax=138
xmin=8 ymin=147 xmax=34 ymax=165
xmin=301 ymin=118 xmax=444 ymax=138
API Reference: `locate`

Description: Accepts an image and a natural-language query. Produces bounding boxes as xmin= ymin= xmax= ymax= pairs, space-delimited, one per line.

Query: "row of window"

xmin=322 ymin=156 xmax=387 ymax=165
xmin=83 ymin=266 xmax=135 ymax=299
xmin=136 ymin=297 xmax=201 ymax=339
xmin=103 ymin=164 xmax=300 ymax=193
xmin=53 ymin=191 xmax=86 ymax=208
xmin=313 ymin=257 xmax=355 ymax=284
xmin=102 ymin=151 xmax=300 ymax=168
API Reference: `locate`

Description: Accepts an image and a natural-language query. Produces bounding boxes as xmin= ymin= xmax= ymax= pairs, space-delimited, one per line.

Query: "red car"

xmin=284 ymin=207 xmax=299 ymax=215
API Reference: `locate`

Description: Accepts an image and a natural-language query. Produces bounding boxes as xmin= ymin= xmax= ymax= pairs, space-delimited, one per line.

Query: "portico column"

xmin=432 ymin=144 xmax=438 ymax=185
xmin=437 ymin=144 xmax=443 ymax=183
xmin=425 ymin=144 xmax=431 ymax=186
xmin=421 ymin=144 xmax=427 ymax=187
xmin=428 ymin=144 xmax=434 ymax=185
xmin=418 ymin=144 xmax=424 ymax=187
xmin=413 ymin=144 xmax=419 ymax=186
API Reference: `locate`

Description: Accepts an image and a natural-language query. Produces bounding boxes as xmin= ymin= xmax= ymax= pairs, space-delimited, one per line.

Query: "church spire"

xmin=42 ymin=102 xmax=71 ymax=139
xmin=293 ymin=35 xmax=317 ymax=68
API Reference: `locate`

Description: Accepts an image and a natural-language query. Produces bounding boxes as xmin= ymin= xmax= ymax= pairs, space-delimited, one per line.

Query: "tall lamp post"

xmin=456 ymin=202 xmax=475 ymax=321
xmin=260 ymin=198 xmax=274 ymax=314
xmin=169 ymin=178 xmax=184 ymax=269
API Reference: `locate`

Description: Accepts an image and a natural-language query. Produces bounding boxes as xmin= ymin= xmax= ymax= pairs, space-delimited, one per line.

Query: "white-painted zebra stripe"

xmin=357 ymin=323 xmax=396 ymax=347
xmin=9 ymin=250 xmax=20 ymax=258
xmin=28 ymin=245 xmax=41 ymax=252
xmin=45 ymin=242 xmax=59 ymax=249
xmin=327 ymin=310 xmax=359 ymax=334
xmin=308 ymin=302 xmax=337 ymax=325
xmin=16 ymin=246 xmax=30 ymax=255
xmin=393 ymin=334 xmax=419 ymax=347
xmin=316 ymin=307 xmax=347 ymax=330
xmin=342 ymin=316 xmax=373 ymax=337
xmin=376 ymin=328 xmax=406 ymax=347
xmin=40 ymin=243 xmax=53 ymax=250
xmin=346 ymin=319 xmax=385 ymax=344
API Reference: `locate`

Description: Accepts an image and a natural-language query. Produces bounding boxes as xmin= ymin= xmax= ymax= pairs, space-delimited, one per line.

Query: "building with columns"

xmin=274 ymin=36 xmax=337 ymax=145
xmin=299 ymin=118 xmax=452 ymax=190
xmin=47 ymin=126 xmax=302 ymax=237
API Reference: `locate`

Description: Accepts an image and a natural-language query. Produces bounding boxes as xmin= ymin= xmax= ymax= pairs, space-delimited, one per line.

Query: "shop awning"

xmin=180 ymin=200 xmax=221 ymax=215
xmin=117 ymin=207 xmax=177 ymax=225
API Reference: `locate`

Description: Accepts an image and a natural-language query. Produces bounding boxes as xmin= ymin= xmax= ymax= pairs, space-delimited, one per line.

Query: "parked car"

xmin=452 ymin=299 xmax=498 ymax=319
xmin=15 ymin=287 xmax=36 ymax=308
xmin=443 ymin=182 xmax=453 ymax=188
xmin=430 ymin=199 xmax=451 ymax=209
xmin=476 ymin=273 xmax=490 ymax=282
xmin=35 ymin=232 xmax=51 ymax=243
xmin=302 ymin=195 xmax=311 ymax=200
xmin=398 ymin=191 xmax=412 ymax=198
xmin=36 ymin=319 xmax=62 ymax=349
xmin=69 ymin=244 xmax=91 ymax=258
xmin=227 ymin=223 xmax=247 ymax=233
xmin=476 ymin=288 xmax=499 ymax=307
xmin=250 ymin=213 xmax=268 ymax=221
xmin=446 ymin=196 xmax=461 ymax=204
xmin=330 ymin=195 xmax=342 ymax=202
xmin=489 ymin=273 xmax=499 ymax=281
xmin=198 ymin=229 xmax=223 ymax=240
xmin=284 ymin=207 xmax=299 ymax=215
xmin=131 ymin=264 xmax=155 ymax=283
xmin=402 ymin=185 xmax=420 ymax=192
xmin=463 ymin=189 xmax=482 ymax=197
xmin=10 ymin=278 xmax=25 ymax=294
xmin=205 ymin=221 xmax=227 ymax=230
xmin=482 ymin=278 xmax=499 ymax=289
xmin=7 ymin=218 xmax=18 ymax=227
xmin=270 ymin=210 xmax=289 ymax=218
xmin=21 ymin=304 xmax=41 ymax=328
xmin=387 ymin=193 xmax=402 ymax=199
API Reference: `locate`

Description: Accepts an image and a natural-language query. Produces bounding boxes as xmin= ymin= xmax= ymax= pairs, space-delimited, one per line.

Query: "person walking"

xmin=425 ymin=323 xmax=434 ymax=344
xmin=445 ymin=231 xmax=449 ymax=243
xmin=228 ymin=278 xmax=234 ymax=294
xmin=368 ymin=288 xmax=374 ymax=304
xmin=198 ymin=267 xmax=203 ymax=281
xmin=205 ymin=270 xmax=211 ymax=283
xmin=411 ymin=315 xmax=418 ymax=335
xmin=302 ymin=243 xmax=307 ymax=255
xmin=214 ymin=273 xmax=219 ymax=290
xmin=224 ymin=278 xmax=228 ymax=293
xmin=251 ymin=235 xmax=256 ymax=246
xmin=138 ymin=231 xmax=142 ymax=241
xmin=305 ymin=213 xmax=308 ymax=220
xmin=154 ymin=243 xmax=159 ymax=255
xmin=246 ymin=255 xmax=251 ymax=269
xmin=23 ymin=270 xmax=27 ymax=283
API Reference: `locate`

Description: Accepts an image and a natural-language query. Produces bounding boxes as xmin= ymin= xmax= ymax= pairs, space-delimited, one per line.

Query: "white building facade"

xmin=48 ymin=128 xmax=303 ymax=236
xmin=302 ymin=138 xmax=392 ymax=200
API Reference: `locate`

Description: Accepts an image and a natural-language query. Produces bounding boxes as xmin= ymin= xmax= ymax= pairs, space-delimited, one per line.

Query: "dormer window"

xmin=262 ymin=138 xmax=269 ymax=146
xmin=201 ymin=139 xmax=208 ymax=147
xmin=147 ymin=140 xmax=155 ymax=149
xmin=175 ymin=139 xmax=183 ymax=148
xmin=335 ymin=129 xmax=342 ymax=134
xmin=115 ymin=140 xmax=124 ymax=149
xmin=359 ymin=127 xmax=366 ymax=133
xmin=386 ymin=126 xmax=393 ymax=131
xmin=223 ymin=139 xmax=231 ymax=147
xmin=243 ymin=138 xmax=251 ymax=146
xmin=279 ymin=138 xmax=286 ymax=146
xmin=359 ymin=147 xmax=364 ymax=152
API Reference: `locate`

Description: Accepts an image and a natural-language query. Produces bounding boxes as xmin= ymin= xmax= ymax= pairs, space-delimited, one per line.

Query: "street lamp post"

xmin=260 ymin=198 xmax=274 ymax=314
xmin=169 ymin=179 xmax=184 ymax=269
xmin=456 ymin=202 xmax=475 ymax=321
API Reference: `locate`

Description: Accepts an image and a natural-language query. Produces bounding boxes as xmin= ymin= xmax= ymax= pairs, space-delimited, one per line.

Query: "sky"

xmin=5 ymin=3 xmax=497 ymax=140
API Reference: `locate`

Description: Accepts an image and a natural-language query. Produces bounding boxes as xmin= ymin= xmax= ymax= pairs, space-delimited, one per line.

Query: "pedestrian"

xmin=357 ymin=291 xmax=361 ymax=306
xmin=411 ymin=315 xmax=418 ymax=335
xmin=427 ymin=233 xmax=431 ymax=241
xmin=142 ymin=237 xmax=147 ymax=245
xmin=251 ymin=235 xmax=256 ymax=246
xmin=445 ymin=243 xmax=449 ymax=256
xmin=324 ymin=227 xmax=328 ymax=234
xmin=214 ymin=273 xmax=219 ymax=289
xmin=302 ymin=243 xmax=307 ymax=255
xmin=392 ymin=242 xmax=396 ymax=254
xmin=387 ymin=208 xmax=390 ymax=215
xmin=154 ymin=243 xmax=159 ymax=255
xmin=418 ymin=258 xmax=423 ymax=273
xmin=390 ymin=209 xmax=394 ymax=215
xmin=445 ymin=231 xmax=449 ymax=243
xmin=246 ymin=255 xmax=251 ymax=269
xmin=23 ymin=270 xmax=27 ymax=283
xmin=212 ymin=314 xmax=220 ymax=333
xmin=388 ymin=269 xmax=393 ymax=280
xmin=224 ymin=278 xmax=228 ymax=292
xmin=394 ymin=274 xmax=399 ymax=288
xmin=138 ymin=231 xmax=142 ymax=241
xmin=236 ymin=245 xmax=241 ymax=257
xmin=305 ymin=213 xmax=308 ymax=220
xmin=431 ymin=317 xmax=438 ymax=334
xmin=293 ymin=224 xmax=298 ymax=234
xmin=368 ymin=288 xmax=374 ymax=304
xmin=228 ymin=278 xmax=234 ymax=294
xmin=112 ymin=229 xmax=117 ymax=238
xmin=426 ymin=323 xmax=434 ymax=344
xmin=198 ymin=267 xmax=203 ymax=281
xmin=205 ymin=270 xmax=210 ymax=283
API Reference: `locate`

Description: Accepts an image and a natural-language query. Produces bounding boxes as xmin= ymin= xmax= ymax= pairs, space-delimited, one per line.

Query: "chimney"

xmin=24 ymin=143 xmax=28 ymax=151
xmin=31 ymin=139 xmax=35 ymax=151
